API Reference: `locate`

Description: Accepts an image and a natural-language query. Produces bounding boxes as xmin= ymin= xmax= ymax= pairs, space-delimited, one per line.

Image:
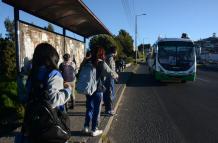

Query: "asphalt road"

xmin=107 ymin=64 xmax=218 ymax=143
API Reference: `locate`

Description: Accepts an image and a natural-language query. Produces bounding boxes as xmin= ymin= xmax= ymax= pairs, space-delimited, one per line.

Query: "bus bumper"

xmin=155 ymin=71 xmax=196 ymax=81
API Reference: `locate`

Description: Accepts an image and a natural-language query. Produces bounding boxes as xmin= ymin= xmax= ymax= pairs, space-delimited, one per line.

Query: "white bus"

xmin=148 ymin=38 xmax=196 ymax=82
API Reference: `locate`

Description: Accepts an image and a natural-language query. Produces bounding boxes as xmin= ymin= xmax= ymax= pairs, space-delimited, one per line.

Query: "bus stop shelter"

xmin=2 ymin=0 xmax=111 ymax=71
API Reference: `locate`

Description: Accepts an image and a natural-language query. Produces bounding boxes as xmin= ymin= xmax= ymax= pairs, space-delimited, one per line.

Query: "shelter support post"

xmin=14 ymin=8 xmax=20 ymax=73
xmin=63 ymin=28 xmax=66 ymax=53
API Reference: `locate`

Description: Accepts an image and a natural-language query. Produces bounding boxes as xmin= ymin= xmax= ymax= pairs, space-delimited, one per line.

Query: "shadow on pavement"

xmin=75 ymin=101 xmax=86 ymax=104
xmin=116 ymin=72 xmax=132 ymax=84
xmin=68 ymin=112 xmax=86 ymax=116
xmin=75 ymin=102 xmax=86 ymax=107
xmin=71 ymin=131 xmax=90 ymax=137
xmin=127 ymin=73 xmax=167 ymax=87
xmin=198 ymin=64 xmax=218 ymax=72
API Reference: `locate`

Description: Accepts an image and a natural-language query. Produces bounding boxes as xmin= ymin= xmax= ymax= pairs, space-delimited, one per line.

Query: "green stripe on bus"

xmin=155 ymin=71 xmax=196 ymax=81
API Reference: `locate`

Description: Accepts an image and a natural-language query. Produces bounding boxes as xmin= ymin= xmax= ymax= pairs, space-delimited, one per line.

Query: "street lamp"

xmin=135 ymin=13 xmax=146 ymax=63
xmin=143 ymin=38 xmax=145 ymax=61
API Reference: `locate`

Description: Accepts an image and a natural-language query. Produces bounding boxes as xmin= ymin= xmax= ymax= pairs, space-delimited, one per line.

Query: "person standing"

xmin=24 ymin=43 xmax=72 ymax=142
xmin=104 ymin=46 xmax=117 ymax=116
xmin=83 ymin=46 xmax=118 ymax=136
xmin=59 ymin=53 xmax=77 ymax=110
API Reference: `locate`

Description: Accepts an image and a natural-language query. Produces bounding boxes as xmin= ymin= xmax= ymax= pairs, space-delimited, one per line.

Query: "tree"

xmin=1 ymin=18 xmax=16 ymax=79
xmin=44 ymin=23 xmax=54 ymax=32
xmin=0 ymin=38 xmax=16 ymax=79
xmin=0 ymin=21 xmax=24 ymax=130
xmin=115 ymin=29 xmax=134 ymax=57
xmin=89 ymin=30 xmax=135 ymax=63
xmin=4 ymin=17 xmax=15 ymax=41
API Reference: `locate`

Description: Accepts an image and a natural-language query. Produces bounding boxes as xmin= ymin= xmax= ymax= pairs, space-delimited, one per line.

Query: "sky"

xmin=0 ymin=0 xmax=218 ymax=45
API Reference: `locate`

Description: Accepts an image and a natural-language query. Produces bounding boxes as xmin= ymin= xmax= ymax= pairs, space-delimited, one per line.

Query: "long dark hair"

xmin=30 ymin=43 xmax=59 ymax=79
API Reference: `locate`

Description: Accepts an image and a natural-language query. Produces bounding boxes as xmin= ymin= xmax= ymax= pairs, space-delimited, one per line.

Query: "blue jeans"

xmin=84 ymin=91 xmax=103 ymax=131
xmin=103 ymin=77 xmax=115 ymax=112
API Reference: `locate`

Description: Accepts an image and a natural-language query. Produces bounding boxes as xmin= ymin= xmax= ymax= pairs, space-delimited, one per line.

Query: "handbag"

xmin=24 ymin=99 xmax=71 ymax=143
xmin=23 ymin=72 xmax=71 ymax=143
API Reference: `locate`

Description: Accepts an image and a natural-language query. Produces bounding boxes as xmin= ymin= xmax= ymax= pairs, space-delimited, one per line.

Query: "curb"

xmin=98 ymin=64 xmax=139 ymax=143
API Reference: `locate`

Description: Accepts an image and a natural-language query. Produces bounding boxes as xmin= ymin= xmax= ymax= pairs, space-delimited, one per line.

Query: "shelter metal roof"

xmin=2 ymin=0 xmax=111 ymax=38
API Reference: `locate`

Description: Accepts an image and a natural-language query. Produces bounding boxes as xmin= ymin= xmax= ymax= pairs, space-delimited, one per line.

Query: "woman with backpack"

xmin=82 ymin=46 xmax=118 ymax=136
xmin=24 ymin=43 xmax=72 ymax=143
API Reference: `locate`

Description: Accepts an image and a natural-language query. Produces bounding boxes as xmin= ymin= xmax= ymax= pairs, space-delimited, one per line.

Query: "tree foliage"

xmin=0 ymin=19 xmax=26 ymax=132
xmin=4 ymin=17 xmax=15 ymax=41
xmin=0 ymin=38 xmax=16 ymax=80
xmin=44 ymin=23 xmax=54 ymax=32
xmin=115 ymin=29 xmax=134 ymax=57
xmin=89 ymin=30 xmax=135 ymax=62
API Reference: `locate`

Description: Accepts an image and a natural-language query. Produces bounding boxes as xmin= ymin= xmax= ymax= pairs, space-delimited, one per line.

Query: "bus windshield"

xmin=158 ymin=41 xmax=194 ymax=71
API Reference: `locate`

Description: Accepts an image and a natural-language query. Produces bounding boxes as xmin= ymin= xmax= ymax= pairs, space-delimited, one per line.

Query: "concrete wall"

xmin=19 ymin=22 xmax=85 ymax=69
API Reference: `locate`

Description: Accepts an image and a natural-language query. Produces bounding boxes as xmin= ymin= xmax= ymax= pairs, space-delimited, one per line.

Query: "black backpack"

xmin=23 ymin=72 xmax=71 ymax=143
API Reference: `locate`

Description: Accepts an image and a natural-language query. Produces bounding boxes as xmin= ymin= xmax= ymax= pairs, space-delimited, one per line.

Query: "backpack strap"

xmin=96 ymin=60 xmax=104 ymax=80
xmin=96 ymin=61 xmax=106 ymax=92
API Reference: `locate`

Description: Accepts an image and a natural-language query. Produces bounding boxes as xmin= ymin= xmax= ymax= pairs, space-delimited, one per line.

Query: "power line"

xmin=126 ymin=0 xmax=134 ymax=31
xmin=121 ymin=0 xmax=132 ymax=31
xmin=129 ymin=0 xmax=136 ymax=33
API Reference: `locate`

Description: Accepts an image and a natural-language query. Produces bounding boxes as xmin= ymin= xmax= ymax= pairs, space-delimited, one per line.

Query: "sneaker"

xmin=82 ymin=127 xmax=89 ymax=133
xmin=105 ymin=110 xmax=115 ymax=116
xmin=91 ymin=129 xmax=103 ymax=136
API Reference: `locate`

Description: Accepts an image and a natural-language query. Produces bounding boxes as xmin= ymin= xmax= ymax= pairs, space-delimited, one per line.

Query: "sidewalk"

xmin=68 ymin=65 xmax=137 ymax=143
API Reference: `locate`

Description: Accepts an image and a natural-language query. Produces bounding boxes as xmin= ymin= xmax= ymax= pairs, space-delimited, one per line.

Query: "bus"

xmin=148 ymin=38 xmax=196 ymax=82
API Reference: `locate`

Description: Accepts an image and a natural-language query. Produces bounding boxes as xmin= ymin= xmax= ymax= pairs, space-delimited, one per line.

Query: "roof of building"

xmin=2 ymin=0 xmax=111 ymax=38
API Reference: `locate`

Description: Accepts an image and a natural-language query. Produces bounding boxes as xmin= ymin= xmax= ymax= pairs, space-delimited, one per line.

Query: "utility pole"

xmin=143 ymin=38 xmax=145 ymax=62
xmin=135 ymin=13 xmax=146 ymax=64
